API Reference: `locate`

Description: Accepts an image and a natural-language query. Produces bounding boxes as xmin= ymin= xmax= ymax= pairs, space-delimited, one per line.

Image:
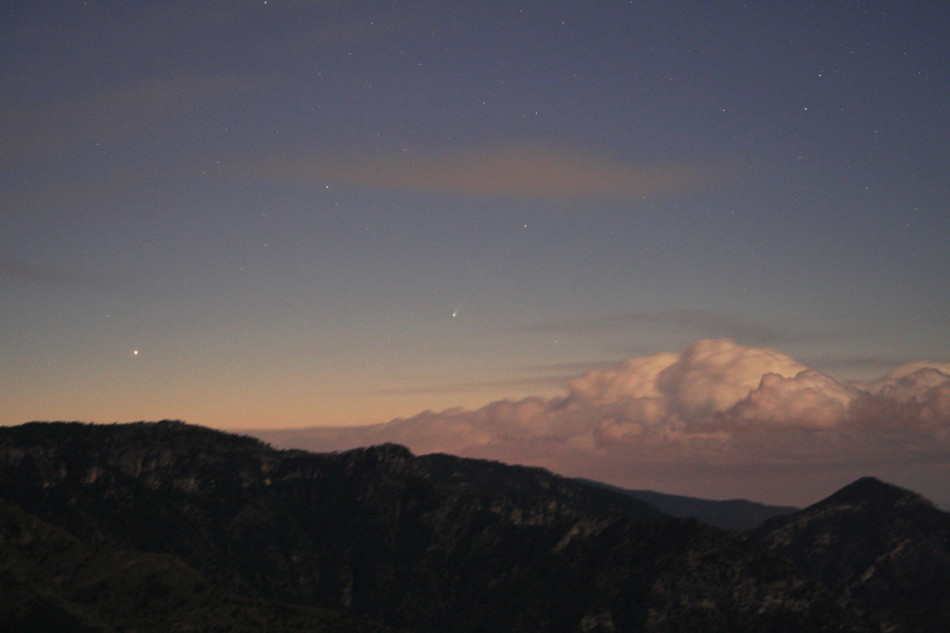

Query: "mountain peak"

xmin=752 ymin=476 xmax=950 ymax=630
xmin=820 ymin=476 xmax=931 ymax=510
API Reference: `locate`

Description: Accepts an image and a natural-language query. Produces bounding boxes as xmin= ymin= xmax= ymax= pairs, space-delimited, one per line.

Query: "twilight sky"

xmin=2 ymin=2 xmax=949 ymax=505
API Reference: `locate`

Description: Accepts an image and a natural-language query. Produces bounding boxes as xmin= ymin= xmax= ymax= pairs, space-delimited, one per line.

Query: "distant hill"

xmin=752 ymin=476 xmax=950 ymax=631
xmin=576 ymin=478 xmax=799 ymax=530
xmin=0 ymin=421 xmax=896 ymax=632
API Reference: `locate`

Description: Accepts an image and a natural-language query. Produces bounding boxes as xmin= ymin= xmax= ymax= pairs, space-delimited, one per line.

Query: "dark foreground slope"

xmin=0 ymin=497 xmax=401 ymax=633
xmin=751 ymin=476 xmax=950 ymax=632
xmin=0 ymin=421 xmax=873 ymax=632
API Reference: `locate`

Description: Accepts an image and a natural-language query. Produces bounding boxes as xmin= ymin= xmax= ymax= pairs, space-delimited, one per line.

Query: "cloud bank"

xmin=256 ymin=339 xmax=950 ymax=505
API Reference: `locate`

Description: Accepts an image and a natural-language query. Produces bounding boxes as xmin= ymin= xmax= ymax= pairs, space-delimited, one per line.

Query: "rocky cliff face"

xmin=0 ymin=421 xmax=887 ymax=632
xmin=751 ymin=476 xmax=950 ymax=631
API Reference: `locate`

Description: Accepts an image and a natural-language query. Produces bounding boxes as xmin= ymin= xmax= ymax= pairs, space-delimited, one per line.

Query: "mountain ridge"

xmin=3 ymin=420 xmax=935 ymax=632
xmin=752 ymin=476 xmax=950 ymax=631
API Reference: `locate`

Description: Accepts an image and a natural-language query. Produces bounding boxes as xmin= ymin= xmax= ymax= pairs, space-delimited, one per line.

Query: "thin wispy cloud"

xmin=2 ymin=75 xmax=247 ymax=165
xmin=0 ymin=258 xmax=93 ymax=286
xmin=519 ymin=360 xmax=625 ymax=375
xmin=251 ymin=144 xmax=733 ymax=199
xmin=340 ymin=375 xmax=563 ymax=397
xmin=524 ymin=310 xmax=824 ymax=346
xmin=801 ymin=355 xmax=927 ymax=379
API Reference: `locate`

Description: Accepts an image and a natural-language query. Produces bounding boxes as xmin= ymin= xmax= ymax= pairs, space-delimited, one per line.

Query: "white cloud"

xmin=853 ymin=361 xmax=950 ymax=395
xmin=657 ymin=338 xmax=808 ymax=420
xmin=848 ymin=367 xmax=950 ymax=431
xmin=254 ymin=339 xmax=950 ymax=505
xmin=718 ymin=369 xmax=859 ymax=430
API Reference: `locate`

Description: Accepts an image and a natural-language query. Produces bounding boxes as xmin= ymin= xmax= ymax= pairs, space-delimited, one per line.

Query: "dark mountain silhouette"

xmin=0 ymin=421 xmax=888 ymax=632
xmin=752 ymin=476 xmax=950 ymax=631
xmin=0 ymin=497 xmax=400 ymax=633
xmin=576 ymin=479 xmax=799 ymax=531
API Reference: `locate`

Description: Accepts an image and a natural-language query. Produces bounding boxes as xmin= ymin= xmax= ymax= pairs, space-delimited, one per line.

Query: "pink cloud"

xmin=848 ymin=367 xmax=950 ymax=431
xmin=719 ymin=370 xmax=858 ymax=430
xmin=253 ymin=339 xmax=950 ymax=505
xmin=253 ymin=144 xmax=729 ymax=199
xmin=656 ymin=338 xmax=809 ymax=420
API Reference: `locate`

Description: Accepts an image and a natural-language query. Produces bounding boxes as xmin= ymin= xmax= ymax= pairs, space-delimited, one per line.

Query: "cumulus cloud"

xmin=255 ymin=339 xmax=950 ymax=505
xmin=848 ymin=367 xmax=950 ymax=431
xmin=659 ymin=338 xmax=809 ymax=420
xmin=720 ymin=370 xmax=858 ymax=430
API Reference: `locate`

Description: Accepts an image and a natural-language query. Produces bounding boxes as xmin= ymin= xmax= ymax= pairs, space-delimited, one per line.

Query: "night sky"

xmin=3 ymin=2 xmax=949 ymax=505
